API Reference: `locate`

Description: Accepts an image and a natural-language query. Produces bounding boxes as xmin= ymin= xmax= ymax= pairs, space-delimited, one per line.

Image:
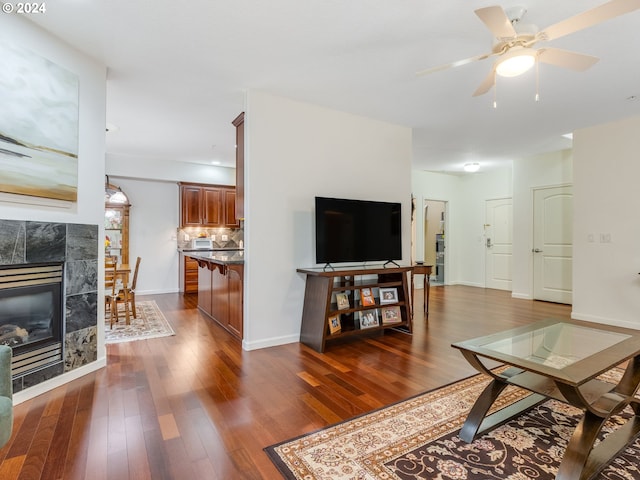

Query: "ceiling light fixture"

xmin=495 ymin=47 xmax=536 ymax=78
xmin=464 ymin=163 xmax=480 ymax=173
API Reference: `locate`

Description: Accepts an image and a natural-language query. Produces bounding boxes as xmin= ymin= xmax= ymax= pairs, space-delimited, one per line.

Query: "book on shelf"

xmin=335 ymin=293 xmax=350 ymax=310
xmin=359 ymin=309 xmax=379 ymax=329
xmin=381 ymin=306 xmax=402 ymax=324
xmin=360 ymin=287 xmax=375 ymax=306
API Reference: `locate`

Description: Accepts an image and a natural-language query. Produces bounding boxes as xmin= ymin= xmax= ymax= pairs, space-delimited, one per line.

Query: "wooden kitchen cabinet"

xmin=181 ymin=255 xmax=199 ymax=293
xmin=195 ymin=259 xmax=244 ymax=340
xmin=232 ymin=112 xmax=244 ymax=221
xmin=179 ymin=182 xmax=238 ymax=228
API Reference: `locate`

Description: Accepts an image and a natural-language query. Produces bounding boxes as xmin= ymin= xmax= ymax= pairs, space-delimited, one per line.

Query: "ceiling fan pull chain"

xmin=535 ymin=60 xmax=540 ymax=102
xmin=493 ymin=72 xmax=498 ymax=109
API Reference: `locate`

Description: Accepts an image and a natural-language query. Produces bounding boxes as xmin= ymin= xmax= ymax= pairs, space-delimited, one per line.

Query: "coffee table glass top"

xmin=453 ymin=319 xmax=640 ymax=385
xmin=479 ymin=322 xmax=630 ymax=369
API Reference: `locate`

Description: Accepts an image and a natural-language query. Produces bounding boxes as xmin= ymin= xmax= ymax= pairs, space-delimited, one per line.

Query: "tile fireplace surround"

xmin=0 ymin=219 xmax=99 ymax=394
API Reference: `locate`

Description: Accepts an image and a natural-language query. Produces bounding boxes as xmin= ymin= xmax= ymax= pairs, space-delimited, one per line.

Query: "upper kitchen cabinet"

xmin=179 ymin=182 xmax=238 ymax=228
xmin=105 ymin=181 xmax=130 ymax=265
xmin=232 ymin=112 xmax=244 ymax=221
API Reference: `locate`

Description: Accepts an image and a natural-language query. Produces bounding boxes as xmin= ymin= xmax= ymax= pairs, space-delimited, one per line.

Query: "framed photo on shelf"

xmin=381 ymin=306 xmax=402 ymax=324
xmin=360 ymin=287 xmax=376 ymax=306
xmin=328 ymin=314 xmax=342 ymax=334
xmin=359 ymin=309 xmax=380 ymax=329
xmin=379 ymin=287 xmax=398 ymax=304
xmin=336 ymin=293 xmax=350 ymax=310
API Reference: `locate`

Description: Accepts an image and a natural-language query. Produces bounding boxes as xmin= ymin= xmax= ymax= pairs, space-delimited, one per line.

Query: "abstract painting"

xmin=0 ymin=43 xmax=79 ymax=202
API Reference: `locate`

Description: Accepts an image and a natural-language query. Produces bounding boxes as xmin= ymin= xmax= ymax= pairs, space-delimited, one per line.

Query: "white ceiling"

xmin=28 ymin=0 xmax=640 ymax=173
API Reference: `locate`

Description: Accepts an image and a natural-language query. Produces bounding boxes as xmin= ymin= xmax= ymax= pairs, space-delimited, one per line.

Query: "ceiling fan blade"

xmin=538 ymin=0 xmax=640 ymax=42
xmin=472 ymin=69 xmax=496 ymax=97
xmin=537 ymin=48 xmax=600 ymax=71
xmin=475 ymin=6 xmax=517 ymax=40
xmin=416 ymin=52 xmax=495 ymax=76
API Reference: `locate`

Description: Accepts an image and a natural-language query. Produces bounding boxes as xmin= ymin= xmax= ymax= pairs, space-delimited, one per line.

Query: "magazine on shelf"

xmin=360 ymin=287 xmax=375 ymax=306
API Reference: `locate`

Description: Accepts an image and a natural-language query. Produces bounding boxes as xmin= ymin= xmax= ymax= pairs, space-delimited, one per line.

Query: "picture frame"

xmin=360 ymin=287 xmax=376 ymax=306
xmin=381 ymin=306 xmax=402 ymax=324
xmin=359 ymin=309 xmax=380 ymax=329
xmin=379 ymin=287 xmax=398 ymax=304
xmin=328 ymin=314 xmax=341 ymax=334
xmin=336 ymin=293 xmax=350 ymax=310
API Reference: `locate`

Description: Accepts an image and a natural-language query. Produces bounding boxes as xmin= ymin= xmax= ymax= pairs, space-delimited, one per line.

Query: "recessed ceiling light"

xmin=464 ymin=163 xmax=480 ymax=173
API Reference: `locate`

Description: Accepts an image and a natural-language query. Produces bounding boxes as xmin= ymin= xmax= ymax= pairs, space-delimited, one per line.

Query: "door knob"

xmin=532 ymin=248 xmax=543 ymax=253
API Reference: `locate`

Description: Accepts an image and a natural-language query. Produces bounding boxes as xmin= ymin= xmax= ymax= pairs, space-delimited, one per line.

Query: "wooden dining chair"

xmin=104 ymin=258 xmax=121 ymax=328
xmin=120 ymin=256 xmax=141 ymax=320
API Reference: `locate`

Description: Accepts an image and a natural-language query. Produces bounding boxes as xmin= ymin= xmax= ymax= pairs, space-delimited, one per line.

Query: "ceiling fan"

xmin=417 ymin=0 xmax=640 ymax=96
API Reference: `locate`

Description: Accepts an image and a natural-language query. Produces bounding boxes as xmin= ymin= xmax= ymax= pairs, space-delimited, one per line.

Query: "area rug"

xmin=265 ymin=368 xmax=640 ymax=479
xmin=105 ymin=300 xmax=175 ymax=344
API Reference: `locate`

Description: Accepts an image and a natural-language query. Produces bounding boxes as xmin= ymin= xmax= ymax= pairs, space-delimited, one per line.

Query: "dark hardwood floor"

xmin=0 ymin=286 xmax=571 ymax=479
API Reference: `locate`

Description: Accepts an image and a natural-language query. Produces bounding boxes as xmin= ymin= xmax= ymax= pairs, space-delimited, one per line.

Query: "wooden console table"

xmin=411 ymin=264 xmax=433 ymax=317
xmin=297 ymin=265 xmax=412 ymax=352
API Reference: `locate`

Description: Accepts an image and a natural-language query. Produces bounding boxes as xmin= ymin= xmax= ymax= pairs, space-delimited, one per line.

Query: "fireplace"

xmin=0 ymin=263 xmax=64 ymax=376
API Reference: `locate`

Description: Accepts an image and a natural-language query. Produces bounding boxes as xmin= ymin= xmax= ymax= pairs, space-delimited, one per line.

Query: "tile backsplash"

xmin=177 ymin=227 xmax=244 ymax=249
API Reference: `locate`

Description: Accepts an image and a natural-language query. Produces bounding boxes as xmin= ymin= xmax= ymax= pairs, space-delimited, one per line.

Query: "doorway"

xmin=484 ymin=198 xmax=513 ymax=291
xmin=424 ymin=200 xmax=446 ymax=285
xmin=533 ymin=185 xmax=573 ymax=304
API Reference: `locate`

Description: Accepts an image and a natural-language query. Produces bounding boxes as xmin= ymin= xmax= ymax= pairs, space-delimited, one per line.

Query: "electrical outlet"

xmin=184 ymin=233 xmax=190 ymax=241
xmin=211 ymin=234 xmax=216 ymax=241
xmin=221 ymin=234 xmax=228 ymax=241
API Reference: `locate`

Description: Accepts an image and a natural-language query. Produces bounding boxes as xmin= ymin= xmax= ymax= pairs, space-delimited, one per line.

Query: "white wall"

xmin=511 ymin=149 xmax=572 ymax=299
xmin=243 ymin=91 xmax=412 ymax=350
xmin=1 ymin=16 xmax=108 ymax=386
xmin=412 ymin=169 xmax=511 ymax=286
xmin=107 ymin=177 xmax=180 ymax=295
xmin=572 ymin=115 xmax=640 ymax=328
xmin=107 ymin=154 xmax=235 ymax=185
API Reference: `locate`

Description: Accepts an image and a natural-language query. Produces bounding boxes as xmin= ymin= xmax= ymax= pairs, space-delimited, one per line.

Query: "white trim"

xmin=137 ymin=288 xmax=180 ymax=295
xmin=570 ymin=311 xmax=639 ymax=330
xmin=13 ymin=358 xmax=106 ymax=405
xmin=242 ymin=334 xmax=299 ymax=351
xmin=511 ymin=292 xmax=532 ymax=300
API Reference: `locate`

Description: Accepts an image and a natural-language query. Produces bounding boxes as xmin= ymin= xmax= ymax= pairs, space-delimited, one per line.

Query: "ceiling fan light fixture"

xmin=464 ymin=162 xmax=480 ymax=173
xmin=495 ymin=48 xmax=536 ymax=77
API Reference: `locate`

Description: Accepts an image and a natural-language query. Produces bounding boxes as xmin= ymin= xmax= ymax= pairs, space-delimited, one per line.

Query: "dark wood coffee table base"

xmin=459 ymin=351 xmax=640 ymax=480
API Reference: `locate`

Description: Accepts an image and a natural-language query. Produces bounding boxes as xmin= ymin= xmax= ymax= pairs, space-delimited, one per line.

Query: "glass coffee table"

xmin=452 ymin=318 xmax=640 ymax=480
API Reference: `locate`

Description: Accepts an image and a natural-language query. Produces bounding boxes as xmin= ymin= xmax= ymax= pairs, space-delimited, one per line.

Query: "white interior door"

xmin=485 ymin=198 xmax=512 ymax=291
xmin=533 ymin=185 xmax=573 ymax=304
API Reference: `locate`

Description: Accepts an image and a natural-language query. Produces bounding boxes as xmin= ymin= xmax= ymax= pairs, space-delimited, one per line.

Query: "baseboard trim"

xmin=511 ymin=292 xmax=532 ymax=300
xmin=571 ymin=311 xmax=638 ymax=330
xmin=13 ymin=357 xmax=107 ymax=405
xmin=242 ymin=334 xmax=299 ymax=351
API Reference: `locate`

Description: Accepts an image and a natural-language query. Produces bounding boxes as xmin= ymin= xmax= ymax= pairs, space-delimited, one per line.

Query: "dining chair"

xmin=105 ymin=257 xmax=125 ymax=328
xmin=120 ymin=256 xmax=141 ymax=320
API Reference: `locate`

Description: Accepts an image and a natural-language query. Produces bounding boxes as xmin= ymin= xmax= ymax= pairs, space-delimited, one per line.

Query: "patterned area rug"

xmin=105 ymin=300 xmax=175 ymax=344
xmin=265 ymin=368 xmax=640 ymax=479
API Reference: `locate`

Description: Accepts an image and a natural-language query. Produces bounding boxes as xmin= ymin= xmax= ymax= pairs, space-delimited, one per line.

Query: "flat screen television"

xmin=315 ymin=196 xmax=402 ymax=265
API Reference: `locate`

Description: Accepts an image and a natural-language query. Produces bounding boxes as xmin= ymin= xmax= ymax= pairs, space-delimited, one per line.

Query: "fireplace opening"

xmin=0 ymin=263 xmax=64 ymax=376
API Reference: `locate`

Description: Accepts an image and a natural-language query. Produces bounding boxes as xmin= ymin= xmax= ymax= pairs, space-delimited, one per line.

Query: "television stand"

xmin=297 ymin=265 xmax=412 ymax=352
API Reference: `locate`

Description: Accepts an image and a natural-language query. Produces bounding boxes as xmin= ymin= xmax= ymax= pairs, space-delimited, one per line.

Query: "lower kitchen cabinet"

xmin=196 ymin=259 xmax=243 ymax=340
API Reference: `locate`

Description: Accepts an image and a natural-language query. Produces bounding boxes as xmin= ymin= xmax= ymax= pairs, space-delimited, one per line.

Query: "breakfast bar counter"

xmin=185 ymin=250 xmax=244 ymax=340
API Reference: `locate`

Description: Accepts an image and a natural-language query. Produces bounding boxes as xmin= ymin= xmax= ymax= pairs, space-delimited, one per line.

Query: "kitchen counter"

xmin=184 ymin=249 xmax=244 ymax=265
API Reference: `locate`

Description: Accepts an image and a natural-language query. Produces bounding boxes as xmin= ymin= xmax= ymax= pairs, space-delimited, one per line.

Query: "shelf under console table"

xmin=297 ymin=265 xmax=412 ymax=352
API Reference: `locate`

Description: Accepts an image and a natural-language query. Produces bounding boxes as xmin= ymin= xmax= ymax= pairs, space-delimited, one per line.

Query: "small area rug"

xmin=105 ymin=300 xmax=175 ymax=344
xmin=265 ymin=368 xmax=640 ymax=479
